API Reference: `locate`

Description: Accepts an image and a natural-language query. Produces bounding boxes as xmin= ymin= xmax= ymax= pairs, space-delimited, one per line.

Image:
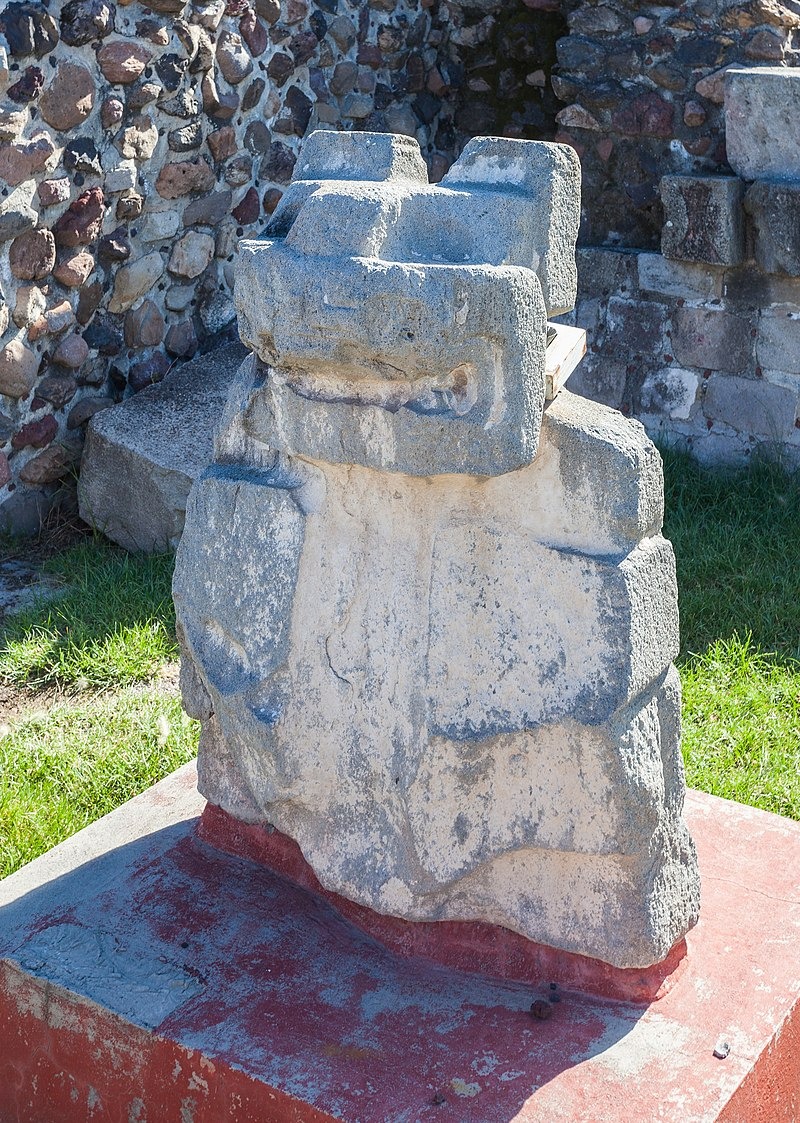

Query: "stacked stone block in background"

xmin=561 ymin=66 xmax=800 ymax=466
xmin=562 ymin=248 xmax=800 ymax=465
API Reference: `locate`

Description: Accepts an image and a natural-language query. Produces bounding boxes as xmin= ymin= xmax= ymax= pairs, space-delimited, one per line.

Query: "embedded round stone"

xmin=53 ymin=333 xmax=90 ymax=370
xmin=9 ymin=228 xmax=56 ymax=281
xmin=156 ymin=158 xmax=215 ymax=199
xmin=97 ymin=41 xmax=151 ymax=85
xmin=54 ymin=250 xmax=95 ymax=288
xmin=168 ymin=231 xmax=215 ymax=279
xmin=39 ymin=61 xmax=94 ymax=131
xmin=0 ymin=338 xmax=38 ymax=398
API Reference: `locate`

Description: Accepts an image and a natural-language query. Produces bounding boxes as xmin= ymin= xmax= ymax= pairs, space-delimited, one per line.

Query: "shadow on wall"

xmin=448 ymin=2 xmax=568 ymax=145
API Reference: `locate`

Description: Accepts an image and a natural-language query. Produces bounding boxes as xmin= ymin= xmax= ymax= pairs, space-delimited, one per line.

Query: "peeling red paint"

xmin=0 ymin=784 xmax=799 ymax=1122
xmin=197 ymin=803 xmax=688 ymax=1005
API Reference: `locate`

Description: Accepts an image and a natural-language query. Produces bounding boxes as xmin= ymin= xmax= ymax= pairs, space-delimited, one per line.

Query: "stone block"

xmin=745 ymin=180 xmax=800 ymax=277
xmin=575 ymin=246 xmax=637 ymax=299
xmin=671 ymin=306 xmax=754 ymax=372
xmin=638 ymin=253 xmax=723 ymax=301
xmin=178 ymin=131 xmax=698 ymax=972
xmin=78 ymin=342 xmax=246 ymax=551
xmin=660 ymin=175 xmax=744 ymax=266
xmin=604 ymin=296 xmax=669 ymax=359
xmin=725 ymin=66 xmax=800 ymax=180
xmin=703 ymin=372 xmax=797 ymax=438
xmin=757 ymin=311 xmax=800 ymax=375
xmin=640 ymin=367 xmax=700 ymax=420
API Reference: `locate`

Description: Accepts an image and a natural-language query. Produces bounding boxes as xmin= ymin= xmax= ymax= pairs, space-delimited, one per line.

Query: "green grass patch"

xmin=662 ymin=449 xmax=800 ymax=816
xmin=0 ymin=692 xmax=198 ymax=878
xmin=0 ymin=539 xmax=177 ymax=690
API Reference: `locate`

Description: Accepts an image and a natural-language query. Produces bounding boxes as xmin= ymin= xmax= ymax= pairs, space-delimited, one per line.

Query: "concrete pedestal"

xmin=1 ymin=762 xmax=798 ymax=1122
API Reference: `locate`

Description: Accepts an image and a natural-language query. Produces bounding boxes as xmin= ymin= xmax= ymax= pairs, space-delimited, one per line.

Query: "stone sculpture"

xmin=174 ymin=130 xmax=700 ymax=970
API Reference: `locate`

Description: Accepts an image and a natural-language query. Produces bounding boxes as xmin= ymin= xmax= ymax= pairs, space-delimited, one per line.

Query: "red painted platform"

xmin=0 ymin=762 xmax=799 ymax=1122
xmin=196 ymin=803 xmax=688 ymax=1006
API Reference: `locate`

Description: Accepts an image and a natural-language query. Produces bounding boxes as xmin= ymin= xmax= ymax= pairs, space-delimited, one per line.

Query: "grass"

xmin=0 ymin=539 xmax=178 ymax=689
xmin=2 ymin=451 xmax=800 ymax=878
xmin=0 ymin=536 xmax=196 ymax=879
xmin=662 ymin=449 xmax=800 ymax=816
xmin=0 ymin=693 xmax=197 ymax=878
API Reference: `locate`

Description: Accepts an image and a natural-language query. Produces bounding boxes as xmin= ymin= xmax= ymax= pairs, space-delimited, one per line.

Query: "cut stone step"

xmin=78 ymin=342 xmax=247 ymax=552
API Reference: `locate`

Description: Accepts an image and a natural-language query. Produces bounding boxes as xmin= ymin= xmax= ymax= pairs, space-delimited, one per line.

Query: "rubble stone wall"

xmin=0 ymin=0 xmax=457 ymax=532
xmin=2 ymin=0 xmax=800 ymax=532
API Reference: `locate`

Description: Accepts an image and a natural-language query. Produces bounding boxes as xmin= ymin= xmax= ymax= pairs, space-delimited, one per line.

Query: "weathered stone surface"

xmin=725 ymin=67 xmax=800 ymax=180
xmin=0 ymin=2 xmax=59 ymax=58
xmin=671 ymin=306 xmax=754 ymax=372
xmin=704 ymin=373 xmax=797 ymax=438
xmin=115 ymin=115 xmax=158 ymax=161
xmin=97 ymin=40 xmax=151 ymax=85
xmin=640 ymin=366 xmax=699 ymax=421
xmin=37 ymin=178 xmax=71 ymax=208
xmin=63 ymin=138 xmax=103 ymax=178
xmin=745 ymin=180 xmax=800 ymax=277
xmin=12 ymin=414 xmax=58 ymax=450
xmin=0 ymin=133 xmax=56 ymax=187
xmin=216 ymin=31 xmax=253 ymax=84
xmin=165 ymin=319 xmax=198 ymax=356
xmin=207 ymin=127 xmax=237 ymax=162
xmin=54 ymin=250 xmax=95 ymax=288
xmin=38 ymin=61 xmax=95 ymax=131
xmin=60 ymin=0 xmax=115 ymax=45
xmin=9 ymin=229 xmax=56 ymax=281
xmin=183 ymin=191 xmax=232 ymax=227
xmin=757 ymin=312 xmax=800 ymax=375
xmin=53 ymin=333 xmax=90 ymax=370
xmin=101 ymin=96 xmax=124 ymax=129
xmin=0 ymin=106 xmax=28 ymax=142
xmin=661 ymin=175 xmax=745 ymax=267
xmin=168 ymin=121 xmax=203 ymax=153
xmin=18 ymin=442 xmax=78 ymax=485
xmin=67 ymin=395 xmax=115 ymax=428
xmin=6 ymin=63 xmax=43 ymax=105
xmin=108 ymin=252 xmax=165 ymax=313
xmin=175 ymin=133 xmax=699 ymax=971
xmin=156 ymin=158 xmax=215 ymax=199
xmin=0 ymin=187 xmax=38 ymax=244
xmin=37 ymin=374 xmax=77 ymax=407
xmin=124 ymin=299 xmax=165 ymax=347
xmin=0 ymin=339 xmax=38 ymax=398
xmin=53 ymin=189 xmax=105 ymax=248
xmin=98 ymin=228 xmax=131 ymax=265
xmin=28 ymin=299 xmax=76 ymax=341
xmin=79 ymin=342 xmax=246 ymax=550
xmin=168 ymin=231 xmax=215 ymax=278
xmin=127 ymin=351 xmax=171 ymax=392
xmin=12 ymin=284 xmax=46 ymax=328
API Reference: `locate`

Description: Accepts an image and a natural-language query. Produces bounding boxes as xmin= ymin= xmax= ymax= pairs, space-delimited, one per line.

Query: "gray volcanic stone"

xmin=661 ymin=175 xmax=745 ymax=267
xmin=79 ymin=342 xmax=246 ymax=551
xmin=745 ymin=180 xmax=800 ymax=277
xmin=175 ymin=132 xmax=699 ymax=971
xmin=725 ymin=67 xmax=800 ymax=181
xmin=671 ymin=306 xmax=754 ymax=372
xmin=704 ymin=373 xmax=797 ymax=439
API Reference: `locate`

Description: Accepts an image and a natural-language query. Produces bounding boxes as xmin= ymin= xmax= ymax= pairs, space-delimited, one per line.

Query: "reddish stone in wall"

xmin=52 ymin=189 xmax=105 ymax=248
xmin=611 ymin=91 xmax=675 ymax=138
xmin=12 ymin=414 xmax=57 ymax=451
